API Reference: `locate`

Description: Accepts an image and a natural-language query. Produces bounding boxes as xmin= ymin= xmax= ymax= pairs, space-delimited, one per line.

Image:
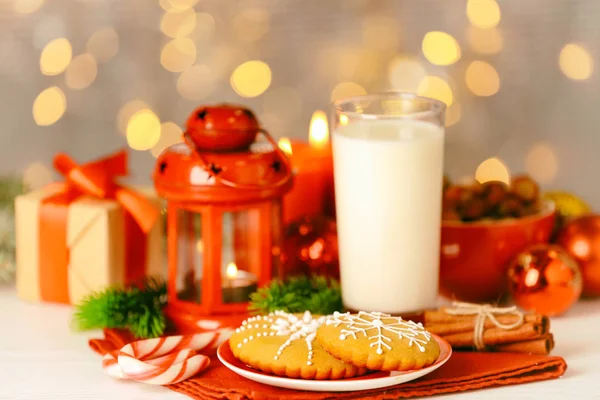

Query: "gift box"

xmin=15 ymin=151 xmax=164 ymax=305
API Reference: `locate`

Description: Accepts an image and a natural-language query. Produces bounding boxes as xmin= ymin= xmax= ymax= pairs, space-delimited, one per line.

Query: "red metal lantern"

xmin=153 ymin=104 xmax=293 ymax=330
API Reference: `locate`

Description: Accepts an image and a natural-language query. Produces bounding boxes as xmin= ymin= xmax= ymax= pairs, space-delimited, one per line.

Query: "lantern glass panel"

xmin=270 ymin=200 xmax=284 ymax=281
xmin=221 ymin=209 xmax=260 ymax=304
xmin=175 ymin=208 xmax=203 ymax=304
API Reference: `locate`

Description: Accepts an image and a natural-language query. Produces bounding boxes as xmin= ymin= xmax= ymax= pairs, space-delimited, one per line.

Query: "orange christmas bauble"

xmin=556 ymin=214 xmax=600 ymax=297
xmin=507 ymin=244 xmax=582 ymax=316
xmin=281 ymin=215 xmax=339 ymax=280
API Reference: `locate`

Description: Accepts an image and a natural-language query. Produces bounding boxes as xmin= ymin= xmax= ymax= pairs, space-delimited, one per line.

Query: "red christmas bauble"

xmin=185 ymin=104 xmax=259 ymax=151
xmin=507 ymin=244 xmax=582 ymax=316
xmin=281 ymin=215 xmax=339 ymax=280
xmin=556 ymin=214 xmax=600 ymax=297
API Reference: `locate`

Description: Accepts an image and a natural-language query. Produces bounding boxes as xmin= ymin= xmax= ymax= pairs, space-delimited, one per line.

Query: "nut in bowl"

xmin=440 ymin=176 xmax=556 ymax=303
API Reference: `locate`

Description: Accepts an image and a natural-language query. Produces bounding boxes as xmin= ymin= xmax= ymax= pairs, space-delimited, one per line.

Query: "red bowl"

xmin=439 ymin=202 xmax=556 ymax=303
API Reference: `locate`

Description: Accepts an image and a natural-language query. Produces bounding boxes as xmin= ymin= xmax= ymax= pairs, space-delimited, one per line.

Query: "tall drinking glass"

xmin=332 ymin=92 xmax=446 ymax=315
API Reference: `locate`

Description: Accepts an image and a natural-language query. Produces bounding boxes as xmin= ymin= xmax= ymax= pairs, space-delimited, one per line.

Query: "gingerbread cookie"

xmin=229 ymin=311 xmax=367 ymax=380
xmin=316 ymin=311 xmax=440 ymax=371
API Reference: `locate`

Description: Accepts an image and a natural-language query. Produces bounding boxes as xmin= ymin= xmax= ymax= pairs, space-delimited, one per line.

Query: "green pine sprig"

xmin=73 ymin=277 xmax=167 ymax=339
xmin=0 ymin=176 xmax=26 ymax=283
xmin=0 ymin=176 xmax=27 ymax=212
xmin=249 ymin=275 xmax=344 ymax=315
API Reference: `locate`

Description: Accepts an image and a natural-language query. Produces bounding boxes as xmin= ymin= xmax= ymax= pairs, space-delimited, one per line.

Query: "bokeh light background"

xmin=1 ymin=0 xmax=599 ymax=206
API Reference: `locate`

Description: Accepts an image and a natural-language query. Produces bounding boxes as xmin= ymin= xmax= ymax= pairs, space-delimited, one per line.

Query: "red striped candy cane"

xmin=102 ymin=329 xmax=232 ymax=385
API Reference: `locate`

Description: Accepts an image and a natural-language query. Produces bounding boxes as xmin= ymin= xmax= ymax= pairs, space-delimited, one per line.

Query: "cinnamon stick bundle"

xmin=422 ymin=305 xmax=554 ymax=355
xmin=440 ymin=321 xmax=546 ymax=347
xmin=425 ymin=311 xmax=548 ymax=335
xmin=493 ymin=334 xmax=554 ymax=355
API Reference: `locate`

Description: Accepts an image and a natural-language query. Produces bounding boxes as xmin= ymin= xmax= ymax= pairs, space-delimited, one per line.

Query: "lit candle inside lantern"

xmin=221 ymin=262 xmax=258 ymax=304
xmin=280 ymin=111 xmax=334 ymax=224
xmin=225 ymin=262 xmax=238 ymax=285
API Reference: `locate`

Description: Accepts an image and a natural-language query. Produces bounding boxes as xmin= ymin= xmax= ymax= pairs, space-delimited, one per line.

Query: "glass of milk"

xmin=332 ymin=92 xmax=446 ymax=315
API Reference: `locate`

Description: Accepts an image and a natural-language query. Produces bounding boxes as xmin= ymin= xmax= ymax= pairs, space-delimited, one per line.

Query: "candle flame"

xmin=309 ymin=110 xmax=329 ymax=149
xmin=226 ymin=262 xmax=238 ymax=279
xmin=278 ymin=137 xmax=292 ymax=155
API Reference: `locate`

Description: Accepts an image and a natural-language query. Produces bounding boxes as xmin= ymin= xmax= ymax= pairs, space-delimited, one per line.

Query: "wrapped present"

xmin=15 ymin=150 xmax=164 ymax=305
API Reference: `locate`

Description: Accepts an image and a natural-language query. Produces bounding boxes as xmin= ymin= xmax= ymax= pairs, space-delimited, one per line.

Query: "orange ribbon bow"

xmin=38 ymin=150 xmax=159 ymax=303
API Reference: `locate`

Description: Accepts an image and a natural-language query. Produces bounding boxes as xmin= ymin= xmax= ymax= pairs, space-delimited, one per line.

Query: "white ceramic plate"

xmin=217 ymin=334 xmax=452 ymax=392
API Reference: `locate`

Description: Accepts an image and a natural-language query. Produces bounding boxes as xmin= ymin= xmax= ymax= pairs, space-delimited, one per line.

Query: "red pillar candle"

xmin=280 ymin=111 xmax=334 ymax=224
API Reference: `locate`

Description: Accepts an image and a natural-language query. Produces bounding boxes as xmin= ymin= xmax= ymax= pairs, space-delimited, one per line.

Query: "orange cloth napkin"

xmin=90 ymin=329 xmax=566 ymax=400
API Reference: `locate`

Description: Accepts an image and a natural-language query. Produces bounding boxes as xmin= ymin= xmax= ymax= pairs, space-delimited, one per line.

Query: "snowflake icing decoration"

xmin=236 ymin=310 xmax=327 ymax=366
xmin=327 ymin=311 xmax=432 ymax=354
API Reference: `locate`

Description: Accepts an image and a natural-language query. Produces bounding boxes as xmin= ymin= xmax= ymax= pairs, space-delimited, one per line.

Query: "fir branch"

xmin=73 ymin=278 xmax=167 ymax=338
xmin=0 ymin=177 xmax=24 ymax=283
xmin=249 ymin=275 xmax=344 ymax=315
xmin=0 ymin=176 xmax=27 ymax=212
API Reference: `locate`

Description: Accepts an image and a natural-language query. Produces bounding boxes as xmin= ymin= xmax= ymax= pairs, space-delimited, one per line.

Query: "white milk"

xmin=333 ymin=118 xmax=444 ymax=314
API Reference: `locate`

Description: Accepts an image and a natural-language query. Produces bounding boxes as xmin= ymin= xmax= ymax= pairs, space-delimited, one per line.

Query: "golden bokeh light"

xmin=388 ymin=56 xmax=426 ymax=92
xmin=445 ymin=103 xmax=461 ymax=127
xmin=422 ymin=31 xmax=461 ymax=66
xmin=466 ymin=0 xmax=501 ymax=29
xmin=475 ymin=157 xmax=510 ymax=185
xmin=330 ymin=81 xmax=367 ymax=102
xmin=65 ymin=53 xmax=97 ymax=90
xmin=194 ymin=13 xmax=216 ymax=42
xmin=161 ymin=0 xmax=198 ymax=12
xmin=161 ymin=8 xmax=196 ymax=38
xmin=160 ymin=38 xmax=196 ymax=73
xmin=14 ymin=0 xmax=44 ymax=14
xmin=126 ymin=110 xmax=161 ymax=151
xmin=23 ymin=162 xmax=53 ymax=190
xmin=232 ymin=8 xmax=271 ymax=42
xmin=465 ymin=60 xmax=500 ymax=97
xmin=32 ymin=86 xmax=66 ymax=126
xmin=230 ymin=60 xmax=272 ymax=97
xmin=262 ymin=86 xmax=303 ymax=122
xmin=559 ymin=43 xmax=593 ymax=81
xmin=362 ymin=16 xmax=399 ymax=51
xmin=151 ymin=122 xmax=183 ymax=157
xmin=159 ymin=0 xmax=172 ymax=11
xmin=467 ymin=26 xmax=504 ymax=54
xmin=309 ymin=110 xmax=329 ymax=149
xmin=339 ymin=114 xmax=349 ymax=126
xmin=526 ymin=143 xmax=558 ymax=184
xmin=117 ymin=100 xmax=149 ymax=134
xmin=417 ymin=76 xmax=453 ymax=106
xmin=86 ymin=27 xmax=119 ymax=63
xmin=176 ymin=64 xmax=215 ymax=100
xmin=40 ymin=38 xmax=72 ymax=76
xmin=278 ymin=137 xmax=292 ymax=155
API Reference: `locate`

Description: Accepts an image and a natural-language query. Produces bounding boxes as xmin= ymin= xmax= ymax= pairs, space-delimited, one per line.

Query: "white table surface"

xmin=1 ymin=284 xmax=599 ymax=400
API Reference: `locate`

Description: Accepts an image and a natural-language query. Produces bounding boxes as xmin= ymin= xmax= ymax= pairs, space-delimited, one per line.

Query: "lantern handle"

xmin=183 ymin=128 xmax=292 ymax=190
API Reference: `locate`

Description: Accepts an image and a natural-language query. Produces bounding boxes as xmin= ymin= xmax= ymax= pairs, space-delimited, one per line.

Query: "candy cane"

xmin=102 ymin=328 xmax=233 ymax=385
